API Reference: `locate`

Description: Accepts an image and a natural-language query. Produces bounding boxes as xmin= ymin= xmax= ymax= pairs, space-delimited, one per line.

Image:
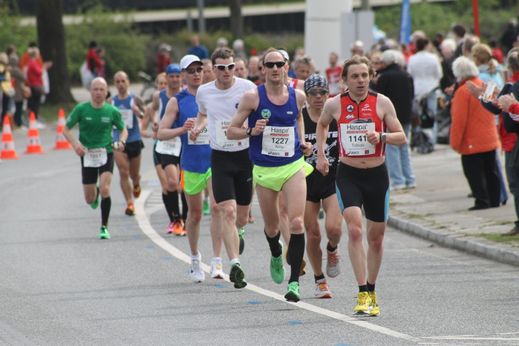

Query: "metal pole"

xmin=187 ymin=9 xmax=193 ymax=32
xmin=197 ymin=0 xmax=205 ymax=35
xmin=361 ymin=0 xmax=369 ymax=10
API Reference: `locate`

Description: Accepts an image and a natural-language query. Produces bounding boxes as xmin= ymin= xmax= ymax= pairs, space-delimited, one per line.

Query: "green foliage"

xmin=0 ymin=5 xmax=35 ymax=54
xmin=66 ymin=5 xmax=148 ymax=83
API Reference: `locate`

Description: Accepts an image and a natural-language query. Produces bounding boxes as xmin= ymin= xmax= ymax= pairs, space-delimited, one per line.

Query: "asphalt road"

xmin=1 ymin=132 xmax=518 ymax=345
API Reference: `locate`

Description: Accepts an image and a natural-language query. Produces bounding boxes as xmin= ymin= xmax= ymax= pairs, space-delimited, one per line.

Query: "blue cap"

xmin=166 ymin=63 xmax=181 ymax=75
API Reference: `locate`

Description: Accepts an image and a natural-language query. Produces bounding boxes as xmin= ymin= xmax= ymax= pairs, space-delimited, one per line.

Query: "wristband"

xmin=246 ymin=127 xmax=252 ymax=136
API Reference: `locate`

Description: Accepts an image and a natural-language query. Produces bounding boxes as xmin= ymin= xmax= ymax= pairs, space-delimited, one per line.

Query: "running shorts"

xmin=306 ymin=168 xmax=336 ymax=203
xmin=181 ymin=168 xmax=212 ymax=196
xmin=253 ymin=156 xmax=314 ymax=192
xmin=123 ymin=140 xmax=144 ymax=160
xmin=81 ymin=152 xmax=114 ymax=185
xmin=335 ymin=161 xmax=389 ymax=222
xmin=211 ymin=149 xmax=253 ymax=205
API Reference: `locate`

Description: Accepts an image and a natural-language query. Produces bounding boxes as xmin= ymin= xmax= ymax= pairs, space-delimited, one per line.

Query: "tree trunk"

xmin=37 ymin=0 xmax=74 ymax=104
xmin=229 ymin=0 xmax=243 ymax=40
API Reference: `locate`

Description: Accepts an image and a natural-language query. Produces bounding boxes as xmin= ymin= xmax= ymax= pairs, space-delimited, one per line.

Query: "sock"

xmin=367 ymin=282 xmax=375 ymax=292
xmin=265 ymin=230 xmax=282 ymax=258
xmin=314 ymin=274 xmax=325 ymax=283
xmin=326 ymin=242 xmax=337 ymax=253
xmin=191 ymin=252 xmax=201 ymax=260
xmin=359 ymin=284 xmax=368 ymax=292
xmin=162 ymin=193 xmax=174 ymax=222
xmin=167 ymin=190 xmax=180 ymax=220
xmin=181 ymin=191 xmax=188 ymax=221
xmin=230 ymin=258 xmax=240 ymax=267
xmin=288 ymin=233 xmax=305 ymax=283
xmin=101 ymin=197 xmax=111 ymax=226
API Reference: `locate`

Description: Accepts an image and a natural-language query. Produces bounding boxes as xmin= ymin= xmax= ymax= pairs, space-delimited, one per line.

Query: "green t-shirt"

xmin=66 ymin=102 xmax=124 ymax=153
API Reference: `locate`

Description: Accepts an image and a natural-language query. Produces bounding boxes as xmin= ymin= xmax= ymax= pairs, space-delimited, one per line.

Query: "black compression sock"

xmin=367 ymin=282 xmax=375 ymax=292
xmin=288 ymin=233 xmax=305 ymax=283
xmin=167 ymin=190 xmax=180 ymax=220
xmin=162 ymin=193 xmax=174 ymax=222
xmin=101 ymin=196 xmax=111 ymax=226
xmin=326 ymin=242 xmax=337 ymax=252
xmin=264 ymin=230 xmax=282 ymax=258
xmin=181 ymin=191 xmax=188 ymax=221
xmin=314 ymin=274 xmax=325 ymax=283
xmin=359 ymin=285 xmax=368 ymax=293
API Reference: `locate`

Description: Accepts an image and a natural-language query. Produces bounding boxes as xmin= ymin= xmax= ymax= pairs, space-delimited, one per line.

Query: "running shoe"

xmin=90 ymin=187 xmax=99 ymax=210
xmin=133 ymin=184 xmax=141 ymax=198
xmin=354 ymin=291 xmax=372 ymax=314
xmin=229 ymin=263 xmax=247 ymax=289
xmin=238 ymin=228 xmax=245 ymax=254
xmin=368 ymin=291 xmax=380 ymax=316
xmin=203 ymin=199 xmax=210 ymax=216
xmin=167 ymin=222 xmax=174 ymax=234
xmin=210 ymin=257 xmax=224 ymax=279
xmin=189 ymin=258 xmax=205 ymax=283
xmin=270 ymin=252 xmax=285 ymax=284
xmin=326 ymin=249 xmax=340 ymax=278
xmin=284 ymin=281 xmax=300 ymax=302
xmin=125 ymin=202 xmax=135 ymax=216
xmin=99 ymin=226 xmax=110 ymax=240
xmin=171 ymin=219 xmax=186 ymax=236
xmin=314 ymin=279 xmax=332 ymax=299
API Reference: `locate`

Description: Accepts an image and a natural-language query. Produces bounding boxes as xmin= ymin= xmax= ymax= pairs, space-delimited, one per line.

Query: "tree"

xmin=37 ymin=0 xmax=74 ymax=104
xmin=229 ymin=0 xmax=243 ymax=40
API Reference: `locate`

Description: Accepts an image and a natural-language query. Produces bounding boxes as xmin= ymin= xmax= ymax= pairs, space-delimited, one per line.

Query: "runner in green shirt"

xmin=64 ymin=77 xmax=128 ymax=239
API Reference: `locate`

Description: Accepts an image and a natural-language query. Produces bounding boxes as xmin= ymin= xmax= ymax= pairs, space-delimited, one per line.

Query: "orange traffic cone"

xmin=54 ymin=108 xmax=71 ymax=150
xmin=25 ymin=112 xmax=44 ymax=154
xmin=1 ymin=116 xmax=19 ymax=159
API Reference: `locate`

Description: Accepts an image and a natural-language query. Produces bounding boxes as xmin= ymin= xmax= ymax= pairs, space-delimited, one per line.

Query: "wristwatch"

xmin=246 ymin=127 xmax=252 ymax=136
xmin=380 ymin=133 xmax=387 ymax=143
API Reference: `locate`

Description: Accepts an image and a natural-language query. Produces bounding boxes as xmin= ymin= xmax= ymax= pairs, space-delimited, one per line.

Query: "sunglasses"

xmin=264 ymin=61 xmax=286 ymax=69
xmin=214 ymin=63 xmax=236 ymax=71
xmin=185 ymin=67 xmax=203 ymax=74
xmin=307 ymin=89 xmax=329 ymax=96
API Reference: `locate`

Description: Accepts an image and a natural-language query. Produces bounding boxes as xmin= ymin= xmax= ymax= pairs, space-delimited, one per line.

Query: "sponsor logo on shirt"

xmin=261 ymin=108 xmax=271 ymax=119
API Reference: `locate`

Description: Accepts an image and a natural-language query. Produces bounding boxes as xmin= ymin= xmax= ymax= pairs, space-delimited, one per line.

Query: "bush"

xmin=0 ymin=6 xmax=35 ymax=56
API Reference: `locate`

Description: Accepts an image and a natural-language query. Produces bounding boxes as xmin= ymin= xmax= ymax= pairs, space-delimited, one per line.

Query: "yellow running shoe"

xmin=353 ymin=291 xmax=371 ymax=314
xmin=368 ymin=291 xmax=380 ymax=316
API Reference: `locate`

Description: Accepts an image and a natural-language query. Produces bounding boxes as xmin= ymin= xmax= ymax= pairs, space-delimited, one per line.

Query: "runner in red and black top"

xmin=316 ymin=55 xmax=407 ymax=316
xmin=302 ymin=74 xmax=343 ymax=299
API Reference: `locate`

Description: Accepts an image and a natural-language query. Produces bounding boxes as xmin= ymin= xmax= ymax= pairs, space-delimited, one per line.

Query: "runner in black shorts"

xmin=302 ymin=74 xmax=343 ymax=299
xmin=316 ymin=56 xmax=407 ymax=316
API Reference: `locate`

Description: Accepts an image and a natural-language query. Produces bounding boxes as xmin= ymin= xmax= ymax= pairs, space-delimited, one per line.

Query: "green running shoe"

xmin=229 ymin=263 xmax=247 ymax=289
xmin=99 ymin=226 xmax=111 ymax=240
xmin=90 ymin=187 xmax=99 ymax=210
xmin=285 ymin=281 xmax=300 ymax=302
xmin=270 ymin=252 xmax=285 ymax=284
xmin=238 ymin=228 xmax=245 ymax=254
xmin=203 ymin=199 xmax=210 ymax=216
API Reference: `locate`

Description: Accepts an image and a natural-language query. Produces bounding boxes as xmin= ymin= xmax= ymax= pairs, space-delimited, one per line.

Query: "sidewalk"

xmin=388 ymin=144 xmax=519 ymax=267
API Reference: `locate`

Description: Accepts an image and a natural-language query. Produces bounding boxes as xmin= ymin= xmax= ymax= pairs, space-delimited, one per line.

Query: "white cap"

xmin=179 ymin=54 xmax=202 ymax=70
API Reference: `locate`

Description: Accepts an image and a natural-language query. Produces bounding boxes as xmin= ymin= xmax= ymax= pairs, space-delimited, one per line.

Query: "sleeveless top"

xmin=248 ymin=84 xmax=302 ymax=167
xmin=338 ymin=91 xmax=385 ymax=158
xmin=303 ymin=106 xmax=338 ymax=170
xmin=112 ymin=94 xmax=141 ymax=143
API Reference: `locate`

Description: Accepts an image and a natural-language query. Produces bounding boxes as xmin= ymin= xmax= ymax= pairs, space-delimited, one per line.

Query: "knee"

xmin=289 ymin=216 xmax=304 ymax=233
xmin=348 ymin=224 xmax=363 ymax=243
xmin=99 ymin=185 xmax=110 ymax=198
xmin=166 ymin=178 xmax=178 ymax=191
xmin=306 ymin=227 xmax=321 ymax=243
xmin=189 ymin=207 xmax=203 ymax=224
xmin=368 ymin=235 xmax=384 ymax=252
xmin=222 ymin=204 xmax=237 ymax=222
xmin=327 ymin=224 xmax=342 ymax=240
xmin=119 ymin=169 xmax=130 ymax=180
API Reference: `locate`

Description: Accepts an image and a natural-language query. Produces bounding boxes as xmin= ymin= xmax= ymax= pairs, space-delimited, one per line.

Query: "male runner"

xmin=63 ymin=77 xmax=128 ymax=239
xmin=316 ymin=55 xmax=406 ymax=316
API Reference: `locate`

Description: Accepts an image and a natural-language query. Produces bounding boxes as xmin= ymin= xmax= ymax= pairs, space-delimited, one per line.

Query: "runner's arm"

xmin=227 ymin=90 xmax=261 ymax=139
xmin=132 ymin=96 xmax=145 ymax=119
xmin=316 ymin=97 xmax=338 ymax=175
xmin=295 ymin=89 xmax=311 ymax=155
xmin=157 ymin=98 xmax=185 ymax=140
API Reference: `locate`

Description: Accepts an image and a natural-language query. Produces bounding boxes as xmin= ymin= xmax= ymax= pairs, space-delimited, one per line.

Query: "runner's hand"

xmin=497 ymin=94 xmax=516 ymax=112
xmin=190 ymin=126 xmax=201 ymax=141
xmin=252 ymin=119 xmax=267 ymax=136
xmin=151 ymin=122 xmax=158 ymax=139
xmin=367 ymin=131 xmax=380 ymax=145
xmin=74 ymin=143 xmax=86 ymax=157
xmin=184 ymin=118 xmax=195 ymax=133
xmin=300 ymin=142 xmax=312 ymax=156
xmin=316 ymin=154 xmax=329 ymax=176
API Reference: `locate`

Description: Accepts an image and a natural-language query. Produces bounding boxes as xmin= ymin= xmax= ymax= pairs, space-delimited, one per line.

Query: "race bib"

xmin=84 ymin=148 xmax=107 ymax=168
xmin=188 ymin=127 xmax=210 ymax=145
xmin=261 ymin=126 xmax=295 ymax=157
xmin=215 ymin=120 xmax=245 ymax=150
xmin=155 ymin=137 xmax=181 ymax=156
xmin=120 ymin=109 xmax=134 ymax=129
xmin=340 ymin=122 xmax=375 ymax=156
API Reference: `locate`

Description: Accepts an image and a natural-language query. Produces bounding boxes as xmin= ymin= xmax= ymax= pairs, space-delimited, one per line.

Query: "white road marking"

xmin=135 ymin=190 xmax=419 ymax=343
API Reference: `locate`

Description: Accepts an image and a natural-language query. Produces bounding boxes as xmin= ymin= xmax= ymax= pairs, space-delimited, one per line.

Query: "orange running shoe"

xmin=125 ymin=202 xmax=135 ymax=216
xmin=171 ymin=219 xmax=186 ymax=236
xmin=133 ymin=184 xmax=141 ymax=198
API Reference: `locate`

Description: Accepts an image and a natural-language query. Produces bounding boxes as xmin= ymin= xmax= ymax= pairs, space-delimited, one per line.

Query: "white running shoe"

xmin=189 ymin=257 xmax=205 ymax=283
xmin=326 ymin=249 xmax=340 ymax=278
xmin=210 ymin=257 xmax=224 ymax=279
xmin=314 ymin=278 xmax=332 ymax=299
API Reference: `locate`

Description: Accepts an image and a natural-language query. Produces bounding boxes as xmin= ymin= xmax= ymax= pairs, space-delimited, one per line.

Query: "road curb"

xmin=388 ymin=215 xmax=519 ymax=267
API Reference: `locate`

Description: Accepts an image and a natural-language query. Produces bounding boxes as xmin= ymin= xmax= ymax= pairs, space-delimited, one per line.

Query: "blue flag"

xmin=400 ymin=0 xmax=411 ymax=45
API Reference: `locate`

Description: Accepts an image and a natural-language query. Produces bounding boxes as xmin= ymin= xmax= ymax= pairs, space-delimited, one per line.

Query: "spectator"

xmin=8 ymin=54 xmax=27 ymax=128
xmin=26 ymin=47 xmax=46 ymax=128
xmin=452 ymin=24 xmax=467 ymax=58
xmin=187 ymin=34 xmax=209 ymax=60
xmin=374 ymin=49 xmax=416 ymax=190
xmin=216 ymin=37 xmax=228 ymax=49
xmin=156 ymin=43 xmax=172 ymax=74
xmin=232 ymin=39 xmax=247 ymax=60
xmin=350 ymin=40 xmax=364 ymax=57
xmin=325 ymin=52 xmax=342 ymax=97
xmin=234 ymin=57 xmax=248 ymax=79
xmin=19 ymin=42 xmax=39 ymax=70
xmin=86 ymin=41 xmax=104 ymax=77
xmin=462 ymin=35 xmax=480 ymax=58
xmin=0 ymin=52 xmax=14 ymax=125
xmin=408 ymin=37 xmax=443 ymax=148
xmin=451 ymin=56 xmax=501 ymax=210
xmin=489 ymin=40 xmax=505 ymax=64
xmin=201 ymin=59 xmax=215 ymax=84
xmin=293 ymin=56 xmax=314 ymax=81
xmin=247 ymin=55 xmax=261 ymax=85
xmin=472 ymin=43 xmax=504 ymax=89
xmin=500 ymin=20 xmax=517 ymax=55
xmin=439 ymin=38 xmax=457 ymax=93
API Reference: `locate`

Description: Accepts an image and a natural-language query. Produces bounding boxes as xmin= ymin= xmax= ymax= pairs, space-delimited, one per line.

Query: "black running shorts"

xmin=81 ymin=152 xmax=114 ymax=185
xmin=211 ymin=149 xmax=253 ymax=205
xmin=306 ymin=168 xmax=336 ymax=203
xmin=335 ymin=161 xmax=389 ymax=222
xmin=123 ymin=140 xmax=144 ymax=160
